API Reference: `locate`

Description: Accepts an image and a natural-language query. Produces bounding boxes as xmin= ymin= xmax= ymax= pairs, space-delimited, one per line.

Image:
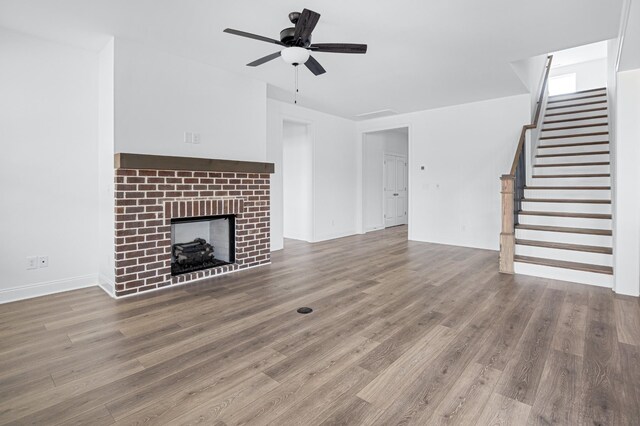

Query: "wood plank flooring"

xmin=1 ymin=226 xmax=639 ymax=425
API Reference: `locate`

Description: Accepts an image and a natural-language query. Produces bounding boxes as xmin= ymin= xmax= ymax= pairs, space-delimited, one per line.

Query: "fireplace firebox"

xmin=170 ymin=214 xmax=235 ymax=276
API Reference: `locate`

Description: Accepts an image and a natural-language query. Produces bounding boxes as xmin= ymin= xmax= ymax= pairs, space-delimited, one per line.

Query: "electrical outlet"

xmin=192 ymin=132 xmax=201 ymax=144
xmin=38 ymin=256 xmax=49 ymax=268
xmin=26 ymin=256 xmax=38 ymax=270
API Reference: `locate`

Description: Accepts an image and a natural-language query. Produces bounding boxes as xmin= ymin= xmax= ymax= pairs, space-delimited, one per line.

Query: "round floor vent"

xmin=297 ymin=307 xmax=313 ymax=314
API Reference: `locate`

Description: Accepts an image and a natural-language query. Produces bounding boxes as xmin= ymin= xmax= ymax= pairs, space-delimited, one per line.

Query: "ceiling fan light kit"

xmin=280 ymin=46 xmax=310 ymax=65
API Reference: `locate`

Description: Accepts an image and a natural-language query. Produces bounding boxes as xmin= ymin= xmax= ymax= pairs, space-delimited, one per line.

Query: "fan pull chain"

xmin=294 ymin=64 xmax=299 ymax=104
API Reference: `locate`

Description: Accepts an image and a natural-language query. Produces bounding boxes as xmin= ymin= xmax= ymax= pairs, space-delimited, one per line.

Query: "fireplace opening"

xmin=170 ymin=214 xmax=235 ymax=276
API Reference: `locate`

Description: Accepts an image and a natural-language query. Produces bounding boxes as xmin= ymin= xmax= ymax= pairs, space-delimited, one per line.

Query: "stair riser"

xmin=546 ymin=103 xmax=607 ymax=115
xmin=521 ymin=201 xmax=611 ymax=214
xmin=543 ymin=118 xmax=608 ymax=129
xmin=515 ymin=245 xmax=613 ymax=266
xmin=529 ymin=177 xmax=611 ymax=186
xmin=515 ymin=229 xmax=612 ymax=246
xmin=541 ymin=125 xmax=609 ymax=138
xmin=546 ymin=96 xmax=607 ymax=109
xmin=539 ymin=135 xmax=608 ymax=144
xmin=545 ymin=109 xmax=608 ymax=121
xmin=534 ymin=165 xmax=610 ymax=175
xmin=518 ymin=214 xmax=612 ymax=230
xmin=536 ymin=154 xmax=610 ymax=164
xmin=523 ymin=189 xmax=611 ymax=199
xmin=514 ymin=262 xmax=612 ymax=287
xmin=537 ymin=144 xmax=609 ymax=155
xmin=548 ymin=90 xmax=606 ymax=102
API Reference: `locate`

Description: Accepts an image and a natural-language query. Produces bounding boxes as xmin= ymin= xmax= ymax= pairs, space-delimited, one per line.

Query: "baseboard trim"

xmin=0 ymin=274 xmax=99 ymax=304
xmin=98 ymin=274 xmax=116 ymax=299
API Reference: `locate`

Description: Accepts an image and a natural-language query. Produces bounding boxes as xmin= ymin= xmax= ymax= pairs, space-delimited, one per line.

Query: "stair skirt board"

xmin=518 ymin=215 xmax=612 ymax=230
xmin=514 ymin=261 xmax=613 ymax=288
xmin=515 ymin=228 xmax=612 ymax=246
xmin=515 ymin=245 xmax=613 ymax=266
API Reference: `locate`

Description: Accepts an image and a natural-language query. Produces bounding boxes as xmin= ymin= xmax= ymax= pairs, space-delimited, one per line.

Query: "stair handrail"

xmin=500 ymin=55 xmax=553 ymax=273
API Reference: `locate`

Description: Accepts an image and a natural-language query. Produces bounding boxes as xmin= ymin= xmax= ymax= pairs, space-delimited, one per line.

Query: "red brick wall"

xmin=114 ymin=169 xmax=270 ymax=296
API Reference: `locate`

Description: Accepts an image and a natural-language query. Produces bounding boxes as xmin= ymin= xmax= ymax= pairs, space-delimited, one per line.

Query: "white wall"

xmin=511 ymin=54 xmax=548 ymax=115
xmin=357 ymin=94 xmax=530 ymax=250
xmin=550 ymin=58 xmax=608 ymax=91
xmin=282 ymin=121 xmax=313 ymax=241
xmin=363 ymin=129 xmax=408 ymax=231
xmin=98 ymin=38 xmax=115 ymax=296
xmin=0 ymin=28 xmax=99 ymax=302
xmin=613 ymin=69 xmax=640 ymax=297
xmin=267 ymin=99 xmax=357 ymax=250
xmin=114 ymin=38 xmax=267 ymax=162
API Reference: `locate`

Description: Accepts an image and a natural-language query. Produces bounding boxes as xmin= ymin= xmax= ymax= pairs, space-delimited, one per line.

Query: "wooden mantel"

xmin=114 ymin=153 xmax=275 ymax=174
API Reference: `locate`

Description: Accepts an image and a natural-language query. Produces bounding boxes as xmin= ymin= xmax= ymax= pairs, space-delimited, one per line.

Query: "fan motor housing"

xmin=280 ymin=27 xmax=311 ymax=47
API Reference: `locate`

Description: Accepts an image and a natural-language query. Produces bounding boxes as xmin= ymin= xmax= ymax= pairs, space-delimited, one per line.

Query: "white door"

xmin=384 ymin=154 xmax=408 ymax=227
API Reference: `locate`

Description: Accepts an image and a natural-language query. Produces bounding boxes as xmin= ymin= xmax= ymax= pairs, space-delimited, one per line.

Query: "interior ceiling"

xmin=551 ymin=41 xmax=608 ymax=68
xmin=0 ymin=0 xmax=623 ymax=119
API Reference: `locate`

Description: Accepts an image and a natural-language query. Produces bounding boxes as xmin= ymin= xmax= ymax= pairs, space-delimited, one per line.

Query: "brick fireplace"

xmin=113 ymin=153 xmax=274 ymax=297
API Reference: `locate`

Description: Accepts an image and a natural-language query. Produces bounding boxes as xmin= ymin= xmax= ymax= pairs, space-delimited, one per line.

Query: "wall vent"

xmin=355 ymin=109 xmax=398 ymax=120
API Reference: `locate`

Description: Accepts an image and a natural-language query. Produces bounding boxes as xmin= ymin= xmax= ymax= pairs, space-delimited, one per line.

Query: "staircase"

xmin=513 ymin=87 xmax=613 ymax=287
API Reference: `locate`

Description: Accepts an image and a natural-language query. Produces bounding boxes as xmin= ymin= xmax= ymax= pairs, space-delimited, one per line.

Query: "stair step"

xmin=541 ymin=123 xmax=607 ymax=132
xmin=545 ymin=107 xmax=607 ymax=117
xmin=533 ymin=162 xmax=609 ymax=167
xmin=544 ymin=114 xmax=608 ymax=125
xmin=547 ymin=93 xmax=606 ymax=104
xmin=519 ymin=211 xmax=612 ymax=219
xmin=540 ymin=132 xmax=608 ymax=140
xmin=538 ymin=141 xmax=608 ymax=149
xmin=514 ymin=255 xmax=613 ymax=275
xmin=548 ymin=87 xmax=606 ymax=99
xmin=532 ymin=174 xmax=610 ymax=179
xmin=516 ymin=224 xmax=612 ymax=235
xmin=525 ymin=186 xmax=610 ymax=190
xmin=515 ymin=239 xmax=612 ymax=254
xmin=546 ymin=100 xmax=607 ymax=110
xmin=523 ymin=198 xmax=610 ymax=204
xmin=536 ymin=151 xmax=609 ymax=158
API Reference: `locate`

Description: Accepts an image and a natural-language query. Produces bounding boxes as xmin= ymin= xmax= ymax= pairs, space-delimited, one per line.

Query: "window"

xmin=548 ymin=73 xmax=577 ymax=96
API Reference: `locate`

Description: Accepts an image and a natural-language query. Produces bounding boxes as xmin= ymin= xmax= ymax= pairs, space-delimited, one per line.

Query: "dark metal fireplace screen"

xmin=170 ymin=214 xmax=235 ymax=276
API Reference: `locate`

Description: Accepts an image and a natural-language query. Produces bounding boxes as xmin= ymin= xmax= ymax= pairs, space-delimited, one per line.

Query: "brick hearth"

xmin=114 ymin=164 xmax=271 ymax=297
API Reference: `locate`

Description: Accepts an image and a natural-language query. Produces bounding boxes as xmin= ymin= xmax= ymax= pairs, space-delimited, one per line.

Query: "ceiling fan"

xmin=223 ymin=8 xmax=367 ymax=76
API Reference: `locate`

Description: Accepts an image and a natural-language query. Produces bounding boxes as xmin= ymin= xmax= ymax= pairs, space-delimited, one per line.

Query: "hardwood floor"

xmin=1 ymin=226 xmax=639 ymax=425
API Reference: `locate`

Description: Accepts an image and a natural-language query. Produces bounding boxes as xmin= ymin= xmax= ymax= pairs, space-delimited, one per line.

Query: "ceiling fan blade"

xmin=304 ymin=55 xmax=326 ymax=76
xmin=223 ymin=28 xmax=284 ymax=46
xmin=247 ymin=51 xmax=281 ymax=67
xmin=309 ymin=43 xmax=367 ymax=54
xmin=293 ymin=9 xmax=321 ymax=44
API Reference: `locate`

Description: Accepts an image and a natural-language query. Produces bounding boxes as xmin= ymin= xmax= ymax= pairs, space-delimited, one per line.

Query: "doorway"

xmin=362 ymin=127 xmax=409 ymax=231
xmin=384 ymin=153 xmax=408 ymax=227
xmin=282 ymin=120 xmax=313 ymax=241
